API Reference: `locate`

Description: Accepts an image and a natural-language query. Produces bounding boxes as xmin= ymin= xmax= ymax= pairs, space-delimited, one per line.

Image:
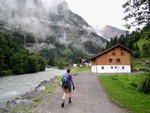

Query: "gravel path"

xmin=34 ymin=71 xmax=128 ymax=113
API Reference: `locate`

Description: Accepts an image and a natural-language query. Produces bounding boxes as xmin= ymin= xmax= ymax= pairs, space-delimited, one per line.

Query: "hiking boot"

xmin=61 ymin=102 xmax=64 ymax=107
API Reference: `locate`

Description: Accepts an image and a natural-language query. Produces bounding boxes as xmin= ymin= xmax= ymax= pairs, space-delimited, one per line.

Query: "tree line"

xmin=105 ymin=23 xmax=150 ymax=58
xmin=0 ymin=34 xmax=46 ymax=76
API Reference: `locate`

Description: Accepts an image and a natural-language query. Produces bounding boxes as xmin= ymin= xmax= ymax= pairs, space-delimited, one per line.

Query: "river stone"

xmin=36 ymin=86 xmax=46 ymax=92
xmin=8 ymin=99 xmax=33 ymax=106
xmin=0 ymin=107 xmax=7 ymax=113
xmin=38 ymin=80 xmax=50 ymax=87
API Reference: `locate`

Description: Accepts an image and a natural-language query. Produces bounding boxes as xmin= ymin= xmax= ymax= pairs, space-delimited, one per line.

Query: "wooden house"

xmin=91 ymin=44 xmax=131 ymax=73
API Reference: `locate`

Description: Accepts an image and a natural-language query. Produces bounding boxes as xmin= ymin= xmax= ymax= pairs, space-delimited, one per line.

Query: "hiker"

xmin=61 ymin=69 xmax=75 ymax=107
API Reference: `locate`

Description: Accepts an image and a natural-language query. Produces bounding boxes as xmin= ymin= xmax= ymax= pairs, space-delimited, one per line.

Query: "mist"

xmin=0 ymin=0 xmax=66 ymax=38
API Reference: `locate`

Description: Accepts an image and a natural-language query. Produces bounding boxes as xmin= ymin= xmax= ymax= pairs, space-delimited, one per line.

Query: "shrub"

xmin=141 ymin=75 xmax=150 ymax=94
xmin=2 ymin=70 xmax=13 ymax=75
xmin=12 ymin=69 xmax=25 ymax=75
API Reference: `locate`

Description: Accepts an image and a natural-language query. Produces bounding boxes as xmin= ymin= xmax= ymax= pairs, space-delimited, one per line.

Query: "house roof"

xmin=91 ymin=44 xmax=131 ymax=60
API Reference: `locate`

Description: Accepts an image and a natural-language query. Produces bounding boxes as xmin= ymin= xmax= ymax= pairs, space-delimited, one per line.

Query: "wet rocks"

xmin=0 ymin=77 xmax=58 ymax=113
xmin=7 ymin=99 xmax=33 ymax=106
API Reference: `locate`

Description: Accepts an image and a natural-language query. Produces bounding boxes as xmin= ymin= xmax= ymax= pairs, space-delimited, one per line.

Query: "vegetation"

xmin=105 ymin=23 xmax=150 ymax=93
xmin=0 ymin=34 xmax=46 ymax=76
xmin=99 ymin=74 xmax=150 ymax=113
xmin=105 ymin=26 xmax=150 ymax=57
xmin=105 ymin=23 xmax=150 ymax=72
xmin=5 ymin=105 xmax=35 ymax=113
xmin=122 ymin=0 xmax=150 ymax=29
xmin=5 ymin=76 xmax=62 ymax=113
xmin=131 ymin=57 xmax=149 ymax=72
xmin=40 ymin=44 xmax=90 ymax=69
xmin=71 ymin=67 xmax=91 ymax=75
xmin=44 ymin=83 xmax=57 ymax=94
xmin=32 ymin=98 xmax=42 ymax=103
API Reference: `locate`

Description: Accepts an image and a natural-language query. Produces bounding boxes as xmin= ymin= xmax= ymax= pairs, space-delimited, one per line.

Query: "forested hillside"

xmin=105 ymin=24 xmax=150 ymax=59
xmin=0 ymin=33 xmax=45 ymax=76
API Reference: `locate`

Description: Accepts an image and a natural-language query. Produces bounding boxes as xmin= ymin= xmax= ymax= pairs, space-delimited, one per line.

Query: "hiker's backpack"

xmin=62 ymin=75 xmax=70 ymax=89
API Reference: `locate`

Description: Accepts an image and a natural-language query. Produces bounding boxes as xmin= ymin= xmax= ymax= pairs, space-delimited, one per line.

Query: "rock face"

xmin=95 ymin=25 xmax=128 ymax=41
xmin=0 ymin=0 xmax=107 ymax=55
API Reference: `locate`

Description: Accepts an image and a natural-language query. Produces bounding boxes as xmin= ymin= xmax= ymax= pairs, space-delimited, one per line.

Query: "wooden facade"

xmin=91 ymin=44 xmax=131 ymax=73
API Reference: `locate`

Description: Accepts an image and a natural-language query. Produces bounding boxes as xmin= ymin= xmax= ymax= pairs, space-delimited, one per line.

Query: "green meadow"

xmin=98 ymin=74 xmax=150 ymax=113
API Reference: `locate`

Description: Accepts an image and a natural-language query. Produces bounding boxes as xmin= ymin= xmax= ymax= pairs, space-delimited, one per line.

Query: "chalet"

xmin=91 ymin=44 xmax=131 ymax=73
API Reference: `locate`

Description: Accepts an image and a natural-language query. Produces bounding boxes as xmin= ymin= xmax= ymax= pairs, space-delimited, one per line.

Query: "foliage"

xmin=55 ymin=58 xmax=68 ymax=69
xmin=142 ymin=75 xmax=150 ymax=94
xmin=105 ymin=24 xmax=150 ymax=59
xmin=44 ymin=83 xmax=57 ymax=94
xmin=32 ymin=98 xmax=42 ymax=103
xmin=2 ymin=70 xmax=13 ymax=75
xmin=122 ymin=0 xmax=150 ymax=29
xmin=71 ymin=67 xmax=91 ymax=75
xmin=140 ymin=24 xmax=150 ymax=41
xmin=141 ymin=42 xmax=150 ymax=57
xmin=131 ymin=57 xmax=149 ymax=72
xmin=40 ymin=44 xmax=90 ymax=69
xmin=0 ymin=34 xmax=46 ymax=76
xmin=99 ymin=74 xmax=150 ymax=113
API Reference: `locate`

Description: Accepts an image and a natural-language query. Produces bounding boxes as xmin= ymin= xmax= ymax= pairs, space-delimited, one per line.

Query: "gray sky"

xmin=65 ymin=0 xmax=127 ymax=30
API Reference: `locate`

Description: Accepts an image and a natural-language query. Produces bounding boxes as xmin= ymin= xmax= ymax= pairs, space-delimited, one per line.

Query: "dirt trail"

xmin=34 ymin=71 xmax=128 ymax=113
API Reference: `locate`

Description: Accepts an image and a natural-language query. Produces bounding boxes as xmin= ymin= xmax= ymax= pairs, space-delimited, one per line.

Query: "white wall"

xmin=92 ymin=65 xmax=131 ymax=73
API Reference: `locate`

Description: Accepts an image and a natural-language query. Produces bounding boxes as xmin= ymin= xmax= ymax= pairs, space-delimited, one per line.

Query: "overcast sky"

xmin=65 ymin=0 xmax=127 ymax=30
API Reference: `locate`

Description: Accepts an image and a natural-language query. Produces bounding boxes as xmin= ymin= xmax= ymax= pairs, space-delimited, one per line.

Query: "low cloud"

xmin=0 ymin=0 xmax=65 ymax=38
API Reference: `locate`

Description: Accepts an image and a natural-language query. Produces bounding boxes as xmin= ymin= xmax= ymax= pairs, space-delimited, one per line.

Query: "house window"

xmin=122 ymin=66 xmax=124 ymax=69
xmin=111 ymin=66 xmax=113 ymax=69
xmin=112 ymin=52 xmax=115 ymax=56
xmin=121 ymin=51 xmax=124 ymax=56
xmin=115 ymin=66 xmax=117 ymax=69
xmin=101 ymin=66 xmax=104 ymax=70
xmin=109 ymin=59 xmax=112 ymax=62
xmin=116 ymin=59 xmax=121 ymax=63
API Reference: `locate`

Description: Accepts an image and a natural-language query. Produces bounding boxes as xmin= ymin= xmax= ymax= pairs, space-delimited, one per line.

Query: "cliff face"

xmin=95 ymin=25 xmax=128 ymax=41
xmin=0 ymin=0 xmax=107 ymax=55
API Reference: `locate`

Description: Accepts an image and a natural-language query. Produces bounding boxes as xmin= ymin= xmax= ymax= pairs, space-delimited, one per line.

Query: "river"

xmin=0 ymin=68 xmax=66 ymax=107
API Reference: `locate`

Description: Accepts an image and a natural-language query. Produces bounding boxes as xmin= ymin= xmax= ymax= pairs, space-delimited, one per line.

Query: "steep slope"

xmin=0 ymin=0 xmax=107 ymax=55
xmin=95 ymin=25 xmax=128 ymax=41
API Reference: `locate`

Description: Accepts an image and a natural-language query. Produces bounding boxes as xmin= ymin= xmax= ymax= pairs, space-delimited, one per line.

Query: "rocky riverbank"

xmin=0 ymin=76 xmax=60 ymax=113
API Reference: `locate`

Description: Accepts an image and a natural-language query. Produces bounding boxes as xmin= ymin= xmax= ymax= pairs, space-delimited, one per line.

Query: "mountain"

xmin=0 ymin=0 xmax=107 ymax=55
xmin=95 ymin=25 xmax=128 ymax=41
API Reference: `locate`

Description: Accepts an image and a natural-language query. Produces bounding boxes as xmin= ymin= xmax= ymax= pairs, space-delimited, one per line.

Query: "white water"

xmin=0 ymin=68 xmax=66 ymax=107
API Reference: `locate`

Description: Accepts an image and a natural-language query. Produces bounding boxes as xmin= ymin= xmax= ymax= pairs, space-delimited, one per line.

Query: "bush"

xmin=28 ymin=56 xmax=39 ymax=73
xmin=142 ymin=75 xmax=150 ymax=94
xmin=57 ymin=60 xmax=67 ymax=69
xmin=37 ymin=56 xmax=46 ymax=71
xmin=12 ymin=69 xmax=25 ymax=75
xmin=2 ymin=70 xmax=13 ymax=75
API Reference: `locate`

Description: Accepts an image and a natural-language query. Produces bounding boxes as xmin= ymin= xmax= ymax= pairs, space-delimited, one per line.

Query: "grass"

xmin=131 ymin=57 xmax=149 ymax=72
xmin=71 ymin=67 xmax=91 ymax=75
xmin=6 ymin=105 xmax=35 ymax=113
xmin=32 ymin=98 xmax=42 ymax=103
xmin=98 ymin=74 xmax=150 ymax=113
xmin=44 ymin=76 xmax=62 ymax=94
